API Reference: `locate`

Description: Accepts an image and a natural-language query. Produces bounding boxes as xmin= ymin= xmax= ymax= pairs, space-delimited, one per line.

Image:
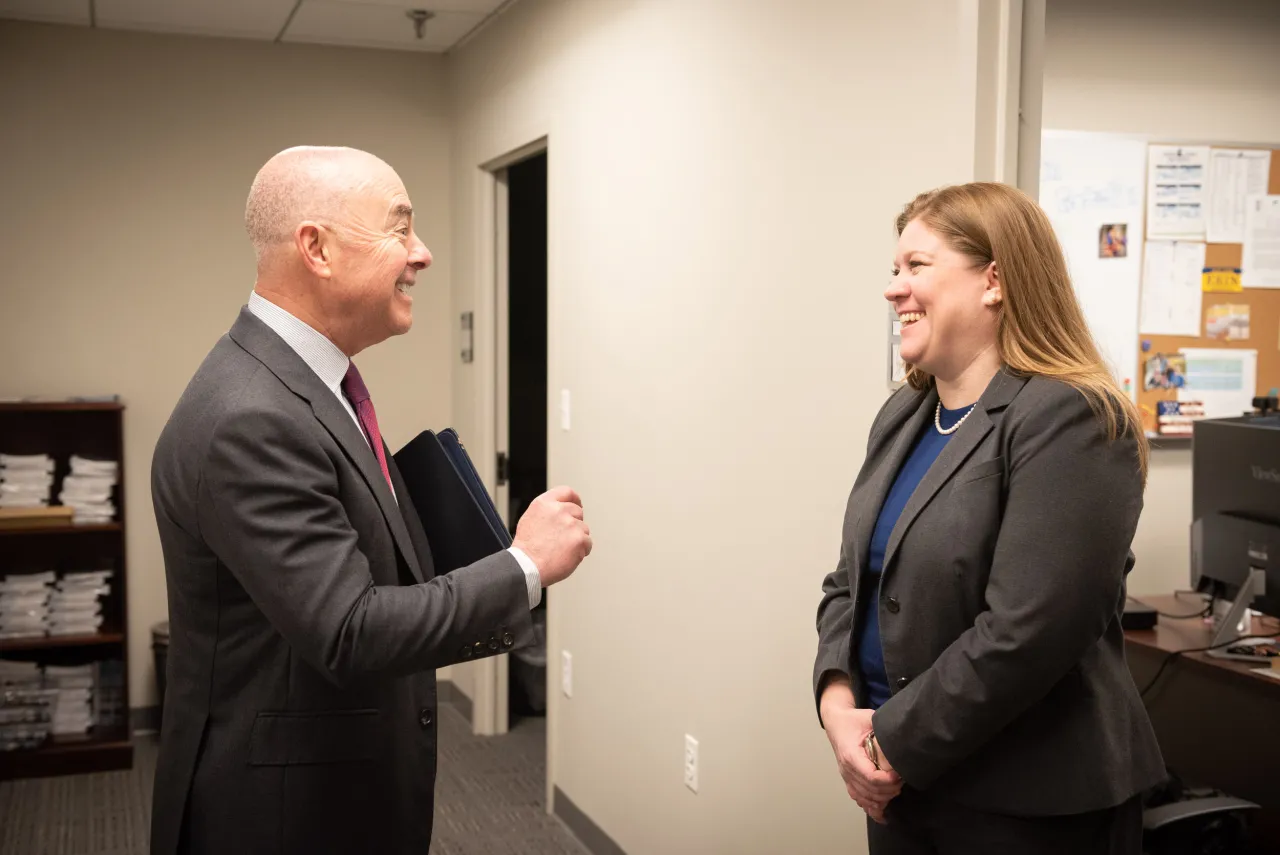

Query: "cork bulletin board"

xmin=1136 ymin=146 xmax=1280 ymax=434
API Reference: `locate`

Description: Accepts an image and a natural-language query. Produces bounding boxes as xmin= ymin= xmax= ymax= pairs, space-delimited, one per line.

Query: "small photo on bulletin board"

xmin=1099 ymin=224 xmax=1128 ymax=258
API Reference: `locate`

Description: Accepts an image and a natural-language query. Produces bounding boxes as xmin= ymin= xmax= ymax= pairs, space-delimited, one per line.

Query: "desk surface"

xmin=1125 ymin=594 xmax=1280 ymax=852
xmin=1125 ymin=594 xmax=1280 ymax=692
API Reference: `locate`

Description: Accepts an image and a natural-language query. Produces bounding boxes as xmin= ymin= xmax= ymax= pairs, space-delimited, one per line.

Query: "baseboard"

xmin=130 ymin=705 xmax=159 ymax=734
xmin=437 ymin=679 xmax=473 ymax=724
xmin=554 ymin=786 xmax=627 ymax=855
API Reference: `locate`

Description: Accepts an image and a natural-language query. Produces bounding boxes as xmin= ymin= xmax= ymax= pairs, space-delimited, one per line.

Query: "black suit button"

xmin=487 ymin=635 xmax=500 ymax=652
xmin=896 ymin=676 xmax=910 ymax=690
xmin=473 ymin=641 xmax=486 ymax=656
xmin=886 ymin=597 xmax=901 ymax=614
xmin=502 ymin=632 xmax=515 ymax=648
xmin=419 ymin=708 xmax=433 ymax=729
xmin=461 ymin=645 xmax=472 ymax=659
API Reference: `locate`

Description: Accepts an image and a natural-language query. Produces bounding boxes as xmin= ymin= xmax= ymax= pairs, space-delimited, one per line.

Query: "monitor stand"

xmin=1206 ymin=568 xmax=1268 ymax=661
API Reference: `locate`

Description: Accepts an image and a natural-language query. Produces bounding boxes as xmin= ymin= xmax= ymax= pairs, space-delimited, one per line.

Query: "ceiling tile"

xmin=0 ymin=0 xmax=90 ymax=26
xmin=283 ymin=2 xmax=486 ymax=52
xmin=95 ymin=0 xmax=297 ymax=40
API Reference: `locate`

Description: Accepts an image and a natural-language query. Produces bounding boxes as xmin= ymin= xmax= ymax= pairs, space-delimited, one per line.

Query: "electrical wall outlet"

xmin=683 ymin=734 xmax=699 ymax=793
xmin=561 ymin=650 xmax=573 ymax=698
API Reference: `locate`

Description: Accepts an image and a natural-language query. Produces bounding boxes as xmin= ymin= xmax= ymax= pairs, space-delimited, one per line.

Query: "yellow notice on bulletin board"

xmin=1202 ymin=267 xmax=1243 ymax=292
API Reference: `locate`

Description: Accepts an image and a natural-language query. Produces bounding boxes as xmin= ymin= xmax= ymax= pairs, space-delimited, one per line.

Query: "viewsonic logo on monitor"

xmin=1252 ymin=465 xmax=1280 ymax=484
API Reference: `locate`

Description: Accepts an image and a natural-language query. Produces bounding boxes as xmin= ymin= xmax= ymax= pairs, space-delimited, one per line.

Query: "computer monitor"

xmin=1190 ymin=412 xmax=1280 ymax=651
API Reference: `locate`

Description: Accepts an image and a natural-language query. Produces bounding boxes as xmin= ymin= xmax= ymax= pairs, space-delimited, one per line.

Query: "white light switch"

xmin=560 ymin=389 xmax=571 ymax=431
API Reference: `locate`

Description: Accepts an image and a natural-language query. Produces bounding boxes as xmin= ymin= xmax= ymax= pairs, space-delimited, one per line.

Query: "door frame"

xmin=470 ymin=136 xmax=549 ymax=739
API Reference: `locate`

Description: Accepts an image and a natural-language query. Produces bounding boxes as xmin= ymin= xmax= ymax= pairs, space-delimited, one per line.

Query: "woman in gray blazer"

xmin=813 ymin=182 xmax=1165 ymax=854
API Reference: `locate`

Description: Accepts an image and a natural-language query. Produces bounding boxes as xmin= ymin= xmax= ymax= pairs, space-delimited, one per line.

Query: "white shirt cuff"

xmin=507 ymin=546 xmax=542 ymax=609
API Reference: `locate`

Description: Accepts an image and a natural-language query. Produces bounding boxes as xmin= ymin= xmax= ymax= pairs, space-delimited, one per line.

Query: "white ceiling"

xmin=0 ymin=0 xmax=510 ymax=52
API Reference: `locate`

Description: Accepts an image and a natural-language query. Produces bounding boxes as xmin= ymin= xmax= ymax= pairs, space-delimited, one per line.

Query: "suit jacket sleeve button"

xmin=461 ymin=645 xmax=473 ymax=659
xmin=487 ymin=635 xmax=500 ymax=652
xmin=473 ymin=641 xmax=486 ymax=656
xmin=419 ymin=708 xmax=433 ymax=728
xmin=502 ymin=632 xmax=515 ymax=648
xmin=886 ymin=597 xmax=901 ymax=614
xmin=895 ymin=676 xmax=910 ymax=689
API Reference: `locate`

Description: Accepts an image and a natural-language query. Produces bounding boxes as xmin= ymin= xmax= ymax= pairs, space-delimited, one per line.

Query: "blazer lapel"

xmin=228 ymin=309 xmax=426 ymax=584
xmin=880 ymin=368 xmax=1028 ymax=575
xmin=850 ymin=388 xmax=935 ymax=580
xmin=309 ymin=391 xmax=426 ymax=584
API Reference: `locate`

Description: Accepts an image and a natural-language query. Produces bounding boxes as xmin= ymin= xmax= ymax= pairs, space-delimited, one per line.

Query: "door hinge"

xmin=496 ymin=452 xmax=510 ymax=486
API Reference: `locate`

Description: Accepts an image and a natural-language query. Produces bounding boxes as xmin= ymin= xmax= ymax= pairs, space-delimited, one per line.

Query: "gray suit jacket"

xmin=813 ymin=369 xmax=1165 ymax=816
xmin=150 ymin=309 xmax=533 ymax=855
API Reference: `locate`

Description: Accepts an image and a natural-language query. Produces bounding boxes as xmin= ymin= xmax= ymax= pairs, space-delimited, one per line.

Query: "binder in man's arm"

xmin=392 ymin=429 xmax=512 ymax=574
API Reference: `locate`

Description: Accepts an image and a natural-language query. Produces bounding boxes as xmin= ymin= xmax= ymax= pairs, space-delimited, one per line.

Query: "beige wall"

xmin=449 ymin=1 xmax=1012 ymax=851
xmin=1044 ymin=0 xmax=1280 ymax=142
xmin=1043 ymin=0 xmax=1280 ymax=595
xmin=0 ymin=21 xmax=455 ymax=709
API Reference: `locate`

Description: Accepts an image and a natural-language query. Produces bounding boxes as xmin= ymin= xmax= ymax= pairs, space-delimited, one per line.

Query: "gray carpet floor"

xmin=0 ymin=704 xmax=588 ymax=855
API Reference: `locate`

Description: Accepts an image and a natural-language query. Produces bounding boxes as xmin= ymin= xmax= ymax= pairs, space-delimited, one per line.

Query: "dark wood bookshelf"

xmin=0 ymin=401 xmax=123 ymax=413
xmin=0 ymin=522 xmax=124 ymax=537
xmin=0 ymin=402 xmax=133 ymax=779
xmin=0 ymin=632 xmax=125 ymax=653
xmin=0 ymin=726 xmax=132 ymax=780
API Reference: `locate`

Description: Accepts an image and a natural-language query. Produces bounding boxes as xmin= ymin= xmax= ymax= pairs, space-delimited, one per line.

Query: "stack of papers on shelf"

xmin=48 ymin=570 xmax=111 ymax=637
xmin=0 ymin=661 xmax=54 ymax=751
xmin=0 ymin=658 xmax=124 ymax=747
xmin=0 ymin=454 xmax=54 ymax=509
xmin=45 ymin=664 xmax=95 ymax=735
xmin=0 ymin=572 xmax=55 ymax=640
xmin=0 ymin=660 xmax=42 ymax=690
xmin=60 ymin=456 xmax=118 ymax=524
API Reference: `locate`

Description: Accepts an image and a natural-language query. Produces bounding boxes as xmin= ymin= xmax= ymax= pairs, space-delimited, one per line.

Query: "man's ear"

xmin=295 ymin=223 xmax=333 ymax=279
xmin=982 ymin=262 xmax=1002 ymax=307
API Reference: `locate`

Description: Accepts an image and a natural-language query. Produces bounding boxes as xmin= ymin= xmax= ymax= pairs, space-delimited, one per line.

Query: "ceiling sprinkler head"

xmin=406 ymin=9 xmax=435 ymax=39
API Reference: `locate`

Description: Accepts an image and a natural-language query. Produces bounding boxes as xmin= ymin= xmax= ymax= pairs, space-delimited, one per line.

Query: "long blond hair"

xmin=896 ymin=182 xmax=1149 ymax=480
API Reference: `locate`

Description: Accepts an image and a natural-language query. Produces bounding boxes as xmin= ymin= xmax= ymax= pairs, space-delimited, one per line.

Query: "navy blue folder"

xmin=392 ymin=429 xmax=511 ymax=574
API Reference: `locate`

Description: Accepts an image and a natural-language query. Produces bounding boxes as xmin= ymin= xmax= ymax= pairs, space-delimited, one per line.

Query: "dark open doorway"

xmin=504 ymin=151 xmax=548 ymax=721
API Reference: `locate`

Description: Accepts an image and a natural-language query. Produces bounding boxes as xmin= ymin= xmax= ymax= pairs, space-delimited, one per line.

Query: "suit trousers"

xmin=866 ymin=787 xmax=1143 ymax=855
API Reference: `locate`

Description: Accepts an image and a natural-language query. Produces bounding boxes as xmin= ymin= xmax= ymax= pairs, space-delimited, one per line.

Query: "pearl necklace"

xmin=935 ymin=401 xmax=977 ymax=435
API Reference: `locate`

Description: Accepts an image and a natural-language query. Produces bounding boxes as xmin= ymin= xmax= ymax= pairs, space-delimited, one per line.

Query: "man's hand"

xmin=820 ymin=678 xmax=902 ymax=823
xmin=512 ymin=486 xmax=592 ymax=587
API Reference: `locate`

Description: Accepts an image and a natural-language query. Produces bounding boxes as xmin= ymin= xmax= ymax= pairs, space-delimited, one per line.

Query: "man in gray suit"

xmin=150 ymin=146 xmax=591 ymax=855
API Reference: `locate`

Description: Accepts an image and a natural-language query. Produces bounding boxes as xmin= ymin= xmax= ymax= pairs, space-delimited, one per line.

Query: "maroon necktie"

xmin=341 ymin=362 xmax=393 ymax=492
